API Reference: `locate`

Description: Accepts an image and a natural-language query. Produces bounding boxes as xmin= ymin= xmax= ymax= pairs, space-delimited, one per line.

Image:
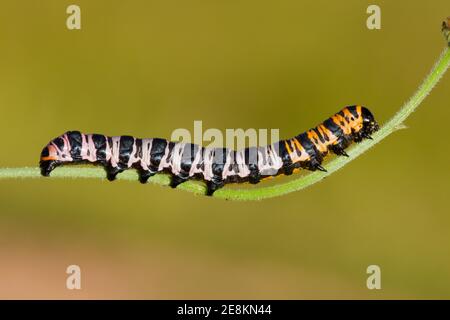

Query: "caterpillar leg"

xmin=206 ymin=180 xmax=224 ymax=196
xmin=352 ymin=130 xmax=373 ymax=143
xmin=137 ymin=169 xmax=155 ymax=184
xmin=312 ymin=155 xmax=327 ymax=172
xmin=308 ymin=162 xmax=327 ymax=172
xmin=248 ymin=174 xmax=261 ymax=184
xmin=314 ymin=164 xmax=327 ymax=172
xmin=329 ymin=135 xmax=352 ymax=157
xmin=248 ymin=169 xmax=261 ymax=184
xmin=306 ymin=157 xmax=327 ymax=172
xmin=105 ymin=164 xmax=124 ymax=181
xmin=170 ymin=175 xmax=189 ymax=188
xmin=329 ymin=144 xmax=349 ymax=157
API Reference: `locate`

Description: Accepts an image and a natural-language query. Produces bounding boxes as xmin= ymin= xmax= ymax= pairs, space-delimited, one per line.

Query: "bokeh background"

xmin=0 ymin=0 xmax=449 ymax=299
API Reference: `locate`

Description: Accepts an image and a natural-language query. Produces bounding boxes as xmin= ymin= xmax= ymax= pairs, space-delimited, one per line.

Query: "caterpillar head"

xmin=343 ymin=106 xmax=379 ymax=142
xmin=360 ymin=106 xmax=379 ymax=138
xmin=39 ymin=133 xmax=73 ymax=176
xmin=40 ymin=146 xmax=59 ymax=176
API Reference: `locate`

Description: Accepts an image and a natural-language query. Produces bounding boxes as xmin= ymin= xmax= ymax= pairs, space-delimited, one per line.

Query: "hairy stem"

xmin=1 ymin=46 xmax=449 ymax=201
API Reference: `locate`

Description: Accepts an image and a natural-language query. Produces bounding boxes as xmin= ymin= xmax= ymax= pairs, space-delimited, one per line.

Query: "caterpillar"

xmin=40 ymin=105 xmax=379 ymax=196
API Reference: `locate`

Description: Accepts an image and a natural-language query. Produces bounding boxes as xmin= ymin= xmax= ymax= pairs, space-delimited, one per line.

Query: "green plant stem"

xmin=1 ymin=47 xmax=449 ymax=201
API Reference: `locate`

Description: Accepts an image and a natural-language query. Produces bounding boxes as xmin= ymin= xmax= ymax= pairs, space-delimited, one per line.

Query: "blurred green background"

xmin=0 ymin=0 xmax=449 ymax=299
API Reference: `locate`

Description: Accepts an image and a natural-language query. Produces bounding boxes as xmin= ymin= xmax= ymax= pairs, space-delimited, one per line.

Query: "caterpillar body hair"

xmin=40 ymin=105 xmax=379 ymax=196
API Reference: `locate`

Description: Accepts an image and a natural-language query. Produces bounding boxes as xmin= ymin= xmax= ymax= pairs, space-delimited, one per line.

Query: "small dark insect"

xmin=443 ymin=17 xmax=450 ymax=43
xmin=40 ymin=106 xmax=379 ymax=196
